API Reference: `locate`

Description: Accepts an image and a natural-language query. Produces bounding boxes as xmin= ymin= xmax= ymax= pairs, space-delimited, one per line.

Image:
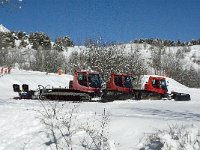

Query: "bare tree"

xmin=149 ymin=45 xmax=165 ymax=75
xmin=0 ymin=49 xmax=8 ymax=66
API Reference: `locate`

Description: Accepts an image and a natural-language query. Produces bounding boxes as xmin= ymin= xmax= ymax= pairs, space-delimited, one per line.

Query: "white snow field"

xmin=0 ymin=69 xmax=200 ymax=150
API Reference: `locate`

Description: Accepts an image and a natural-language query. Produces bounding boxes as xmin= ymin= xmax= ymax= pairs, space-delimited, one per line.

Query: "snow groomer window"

xmin=78 ymin=72 xmax=87 ymax=86
xmin=124 ymin=76 xmax=133 ymax=88
xmin=88 ymin=74 xmax=101 ymax=88
xmin=114 ymin=75 xmax=123 ymax=87
xmin=152 ymin=79 xmax=159 ymax=88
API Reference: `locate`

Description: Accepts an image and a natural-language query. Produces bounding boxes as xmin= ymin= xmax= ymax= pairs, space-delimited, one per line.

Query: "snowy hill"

xmin=0 ymin=69 xmax=200 ymax=150
xmin=0 ymin=24 xmax=10 ymax=33
xmin=0 ymin=24 xmax=199 ymax=73
xmin=0 ymin=24 xmax=199 ymax=89
xmin=60 ymin=43 xmax=200 ymax=74
xmin=123 ymin=43 xmax=200 ymax=72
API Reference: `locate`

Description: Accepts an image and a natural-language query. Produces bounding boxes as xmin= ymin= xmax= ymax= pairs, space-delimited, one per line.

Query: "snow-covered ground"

xmin=0 ymin=69 xmax=200 ymax=150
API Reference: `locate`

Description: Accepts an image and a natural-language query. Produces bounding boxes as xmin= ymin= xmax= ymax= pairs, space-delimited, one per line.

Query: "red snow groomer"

xmin=13 ymin=70 xmax=103 ymax=101
xmin=135 ymin=75 xmax=169 ymax=100
xmin=39 ymin=70 xmax=103 ymax=101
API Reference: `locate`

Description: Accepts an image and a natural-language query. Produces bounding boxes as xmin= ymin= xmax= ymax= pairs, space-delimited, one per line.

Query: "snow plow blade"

xmin=171 ymin=92 xmax=191 ymax=101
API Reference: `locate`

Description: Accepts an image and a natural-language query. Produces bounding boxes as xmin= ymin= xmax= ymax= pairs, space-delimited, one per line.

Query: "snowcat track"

xmin=40 ymin=88 xmax=102 ymax=102
xmin=102 ymin=90 xmax=135 ymax=102
xmin=134 ymin=90 xmax=163 ymax=100
xmin=102 ymin=90 xmax=164 ymax=101
xmin=41 ymin=92 xmax=90 ymax=101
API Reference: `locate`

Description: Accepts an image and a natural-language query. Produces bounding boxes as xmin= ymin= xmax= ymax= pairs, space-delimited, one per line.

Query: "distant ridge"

xmin=0 ymin=24 xmax=10 ymax=33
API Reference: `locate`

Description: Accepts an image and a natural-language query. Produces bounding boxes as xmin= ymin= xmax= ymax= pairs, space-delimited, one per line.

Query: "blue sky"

xmin=0 ymin=0 xmax=200 ymax=44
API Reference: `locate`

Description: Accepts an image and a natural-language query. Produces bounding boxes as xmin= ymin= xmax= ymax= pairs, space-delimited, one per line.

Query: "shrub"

xmin=38 ymin=101 xmax=110 ymax=150
xmin=139 ymin=124 xmax=200 ymax=150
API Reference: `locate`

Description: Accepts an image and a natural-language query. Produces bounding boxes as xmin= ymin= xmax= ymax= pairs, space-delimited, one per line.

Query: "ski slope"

xmin=0 ymin=69 xmax=200 ymax=150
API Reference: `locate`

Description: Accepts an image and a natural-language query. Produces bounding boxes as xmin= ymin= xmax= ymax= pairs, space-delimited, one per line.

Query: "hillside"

xmin=0 ymin=24 xmax=199 ymax=88
xmin=0 ymin=24 xmax=199 ymax=70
